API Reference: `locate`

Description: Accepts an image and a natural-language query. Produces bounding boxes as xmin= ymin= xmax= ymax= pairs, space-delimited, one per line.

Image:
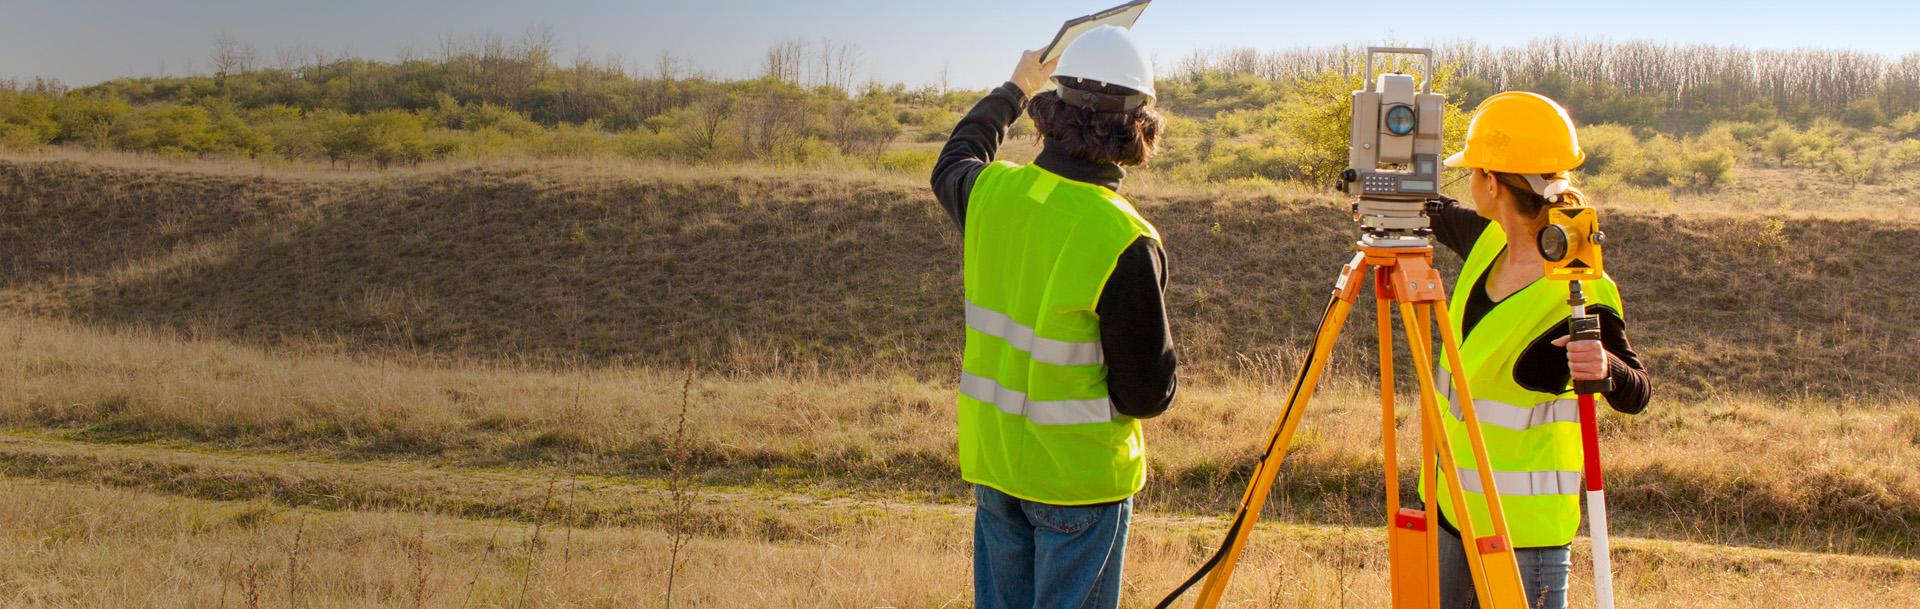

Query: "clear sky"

xmin=3 ymin=0 xmax=1915 ymax=88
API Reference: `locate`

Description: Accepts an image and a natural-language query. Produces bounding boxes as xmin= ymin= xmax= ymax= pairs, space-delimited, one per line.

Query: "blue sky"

xmin=2 ymin=1 xmax=1914 ymax=88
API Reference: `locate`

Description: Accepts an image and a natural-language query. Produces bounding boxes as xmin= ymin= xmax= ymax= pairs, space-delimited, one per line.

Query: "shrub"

xmin=875 ymin=149 xmax=937 ymax=174
xmin=1887 ymin=139 xmax=1920 ymax=170
xmin=1639 ymin=135 xmax=1688 ymax=186
xmin=536 ymin=121 xmax=613 ymax=159
xmin=1763 ymin=125 xmax=1803 ymax=166
xmin=1827 ymin=145 xmax=1884 ymax=188
xmin=0 ymin=92 xmax=61 ymax=150
xmin=359 ymin=110 xmax=431 ymax=168
xmin=1892 ymin=111 xmax=1920 ymax=139
xmin=1579 ymin=124 xmax=1643 ymax=176
xmin=1685 ymin=146 xmax=1737 ymax=189
xmin=1843 ymin=98 xmax=1887 ymax=129
xmin=115 ymin=104 xmax=219 ymax=155
xmin=54 ymin=93 xmax=131 ymax=148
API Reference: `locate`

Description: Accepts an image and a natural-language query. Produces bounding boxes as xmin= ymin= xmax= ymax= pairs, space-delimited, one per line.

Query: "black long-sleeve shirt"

xmin=930 ymin=82 xmax=1178 ymax=418
xmin=1428 ymin=199 xmax=1651 ymax=414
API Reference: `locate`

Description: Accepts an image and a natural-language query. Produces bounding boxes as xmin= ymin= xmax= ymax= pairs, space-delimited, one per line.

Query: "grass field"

xmin=3 ymin=154 xmax=1920 ymax=606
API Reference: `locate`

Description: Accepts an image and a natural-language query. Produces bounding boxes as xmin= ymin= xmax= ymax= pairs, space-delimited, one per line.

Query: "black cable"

xmin=1155 ymin=294 xmax=1343 ymax=609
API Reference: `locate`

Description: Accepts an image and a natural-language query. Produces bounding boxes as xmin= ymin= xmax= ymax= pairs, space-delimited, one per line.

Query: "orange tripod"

xmin=1156 ymin=243 xmax=1531 ymax=609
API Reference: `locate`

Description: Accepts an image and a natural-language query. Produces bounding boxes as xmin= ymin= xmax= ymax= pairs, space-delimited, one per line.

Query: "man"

xmin=928 ymin=25 xmax=1176 ymax=609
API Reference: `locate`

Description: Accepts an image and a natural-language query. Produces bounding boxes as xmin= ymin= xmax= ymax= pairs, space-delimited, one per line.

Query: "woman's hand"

xmin=1010 ymin=49 xmax=1059 ymax=97
xmin=1551 ymin=335 xmax=1610 ymax=383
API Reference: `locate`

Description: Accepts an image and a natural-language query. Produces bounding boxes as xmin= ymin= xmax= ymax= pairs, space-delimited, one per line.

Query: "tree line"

xmin=1168 ymin=38 xmax=1920 ymax=132
xmin=0 ymin=30 xmax=936 ymax=169
xmin=1 ymin=34 xmax=1916 ymax=189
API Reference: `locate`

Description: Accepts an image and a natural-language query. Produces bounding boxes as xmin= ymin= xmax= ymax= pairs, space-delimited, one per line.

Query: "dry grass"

xmin=3 ymin=155 xmax=1919 ymax=604
xmin=0 ymin=470 xmax=1913 ymax=609
xmin=0 ymin=317 xmax=1916 ymax=557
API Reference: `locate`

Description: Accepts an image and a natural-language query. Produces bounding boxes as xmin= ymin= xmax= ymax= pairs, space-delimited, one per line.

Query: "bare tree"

xmin=211 ymin=33 xmax=258 ymax=79
xmin=739 ymin=86 xmax=803 ymax=157
xmin=820 ymin=39 xmax=863 ymax=92
xmin=519 ymin=25 xmax=557 ymax=66
xmin=1166 ymin=38 xmax=1920 ymax=127
xmin=678 ymin=91 xmax=734 ymax=159
xmin=762 ymin=39 xmax=808 ymax=84
xmin=655 ymin=51 xmax=683 ymax=81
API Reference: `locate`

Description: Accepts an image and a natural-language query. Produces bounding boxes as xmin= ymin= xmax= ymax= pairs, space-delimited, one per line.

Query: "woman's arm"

xmin=1426 ymin=197 xmax=1491 ymax=259
xmin=1521 ymin=306 xmax=1652 ymax=414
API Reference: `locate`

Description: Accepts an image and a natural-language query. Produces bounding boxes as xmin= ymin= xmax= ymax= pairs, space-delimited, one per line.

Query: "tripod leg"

xmin=1436 ymin=301 xmax=1520 ymax=576
xmin=1401 ymin=304 xmax=1442 ymax=609
xmin=1399 ymin=301 xmax=1527 ymax=609
xmin=1378 ymin=272 xmax=1399 ymax=513
xmin=1166 ymin=288 xmax=1359 ymax=609
xmin=1381 ymin=273 xmax=1430 ymax=609
xmin=1422 ymin=401 xmax=1441 ymax=609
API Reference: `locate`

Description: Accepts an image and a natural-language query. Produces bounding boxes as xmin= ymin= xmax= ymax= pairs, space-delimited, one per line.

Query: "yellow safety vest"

xmin=1420 ymin=223 xmax=1624 ymax=548
xmin=957 ymin=161 xmax=1160 ymax=505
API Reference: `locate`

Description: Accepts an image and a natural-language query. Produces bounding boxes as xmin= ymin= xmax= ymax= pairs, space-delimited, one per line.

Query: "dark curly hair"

xmin=1027 ymin=80 xmax=1164 ymax=167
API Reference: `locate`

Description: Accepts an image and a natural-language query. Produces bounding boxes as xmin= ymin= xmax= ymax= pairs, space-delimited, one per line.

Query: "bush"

xmin=1638 ymin=135 xmax=1688 ymax=186
xmin=114 ymin=104 xmax=219 ymax=155
xmin=1763 ymin=125 xmax=1803 ymax=166
xmin=1203 ymin=141 xmax=1326 ymax=183
xmin=1827 ymin=144 xmax=1885 ymax=187
xmin=1579 ymin=124 xmax=1643 ymax=176
xmin=361 ymin=110 xmax=430 ymax=168
xmin=1892 ymin=111 xmax=1920 ymax=139
xmin=54 ymin=93 xmax=130 ymax=148
xmin=875 ymin=149 xmax=937 ymax=174
xmin=1887 ymin=139 xmax=1920 ymax=170
xmin=536 ymin=121 xmax=613 ymax=159
xmin=0 ymin=91 xmax=60 ymax=150
xmin=826 ymin=91 xmax=903 ymax=156
xmin=1685 ymin=146 xmax=1737 ymax=189
xmin=1843 ymin=98 xmax=1887 ymax=129
xmin=312 ymin=109 xmax=431 ymax=168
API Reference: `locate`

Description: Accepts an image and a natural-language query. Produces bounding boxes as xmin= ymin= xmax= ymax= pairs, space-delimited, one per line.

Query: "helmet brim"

xmin=1442 ymin=150 xmax=1469 ymax=168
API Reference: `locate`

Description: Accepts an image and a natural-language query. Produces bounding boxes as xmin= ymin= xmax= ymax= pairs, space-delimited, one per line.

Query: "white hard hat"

xmin=1053 ymin=25 xmax=1155 ymax=100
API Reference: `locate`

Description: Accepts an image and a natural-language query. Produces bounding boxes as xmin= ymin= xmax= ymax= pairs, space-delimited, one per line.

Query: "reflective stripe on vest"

xmin=965 ymin=300 xmax=1105 ymax=366
xmin=1454 ymin=467 xmax=1583 ymax=496
xmin=1438 ymin=369 xmax=1582 ymax=432
xmin=960 ymin=371 xmax=1116 ymax=425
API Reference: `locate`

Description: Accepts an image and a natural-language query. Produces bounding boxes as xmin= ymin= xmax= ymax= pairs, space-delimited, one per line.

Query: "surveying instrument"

xmin=1538 ymin=205 xmax=1619 ymax=609
xmin=1156 ymin=47 xmax=1535 ymax=609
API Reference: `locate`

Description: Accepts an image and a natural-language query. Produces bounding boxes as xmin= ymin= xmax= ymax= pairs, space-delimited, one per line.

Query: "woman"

xmin=1422 ymin=91 xmax=1653 ymax=609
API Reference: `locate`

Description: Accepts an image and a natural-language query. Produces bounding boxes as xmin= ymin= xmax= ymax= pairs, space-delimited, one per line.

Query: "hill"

xmin=1 ymin=156 xmax=1914 ymax=401
xmin=0 ymin=157 xmax=1917 ymax=583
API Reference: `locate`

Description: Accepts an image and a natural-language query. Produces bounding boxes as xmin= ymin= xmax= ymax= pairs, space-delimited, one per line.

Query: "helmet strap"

xmin=1056 ymin=81 xmax=1151 ymax=113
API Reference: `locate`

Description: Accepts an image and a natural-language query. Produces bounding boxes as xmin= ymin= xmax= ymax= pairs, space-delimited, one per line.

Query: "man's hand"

xmin=1010 ymin=49 xmax=1059 ymax=97
xmin=1551 ymin=335 xmax=1610 ymax=383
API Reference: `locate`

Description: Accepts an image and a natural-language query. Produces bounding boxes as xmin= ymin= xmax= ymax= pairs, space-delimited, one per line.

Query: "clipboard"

xmin=1040 ymin=0 xmax=1151 ymax=63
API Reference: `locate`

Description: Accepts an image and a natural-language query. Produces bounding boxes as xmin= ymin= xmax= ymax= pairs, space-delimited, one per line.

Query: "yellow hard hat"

xmin=1443 ymin=91 xmax=1585 ymax=174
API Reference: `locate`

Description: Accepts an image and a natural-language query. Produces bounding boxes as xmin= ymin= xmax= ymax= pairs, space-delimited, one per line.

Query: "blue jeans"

xmin=973 ymin=485 xmax=1132 ymax=609
xmin=1437 ymin=524 xmax=1572 ymax=609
